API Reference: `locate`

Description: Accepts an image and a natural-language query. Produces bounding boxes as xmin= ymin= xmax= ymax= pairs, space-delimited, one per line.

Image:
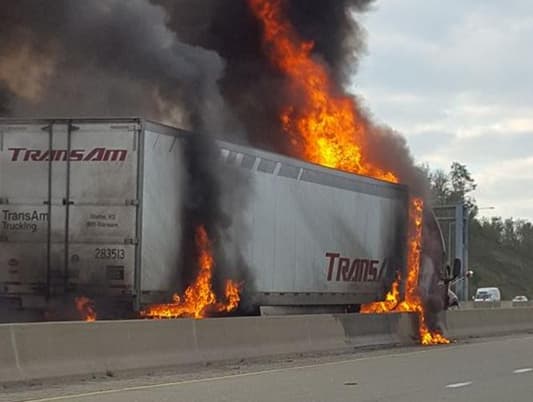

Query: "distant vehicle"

xmin=512 ymin=295 xmax=528 ymax=303
xmin=474 ymin=287 xmax=501 ymax=302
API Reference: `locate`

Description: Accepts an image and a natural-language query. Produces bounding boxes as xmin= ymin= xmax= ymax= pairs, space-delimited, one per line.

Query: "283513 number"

xmin=95 ymin=248 xmax=125 ymax=260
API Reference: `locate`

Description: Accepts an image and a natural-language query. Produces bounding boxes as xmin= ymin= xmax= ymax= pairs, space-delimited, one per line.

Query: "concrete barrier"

xmin=473 ymin=300 xmax=502 ymax=309
xmin=443 ymin=307 xmax=533 ymax=339
xmin=0 ymin=313 xmax=418 ymax=384
xmin=0 ymin=319 xmax=199 ymax=384
xmin=2 ymin=308 xmax=532 ymax=384
xmin=461 ymin=301 xmax=515 ymax=309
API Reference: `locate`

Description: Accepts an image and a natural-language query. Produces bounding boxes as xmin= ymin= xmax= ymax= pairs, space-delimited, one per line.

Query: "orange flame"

xmin=141 ymin=226 xmax=241 ymax=319
xmin=74 ymin=296 xmax=96 ymax=322
xmin=361 ymin=198 xmax=449 ymax=345
xmin=248 ymin=0 xmax=397 ymax=183
xmin=249 ymin=0 xmax=449 ymax=345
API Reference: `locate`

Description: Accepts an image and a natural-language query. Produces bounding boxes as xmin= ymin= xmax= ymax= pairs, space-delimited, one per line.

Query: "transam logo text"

xmin=326 ymin=252 xmax=384 ymax=282
xmin=7 ymin=147 xmax=128 ymax=162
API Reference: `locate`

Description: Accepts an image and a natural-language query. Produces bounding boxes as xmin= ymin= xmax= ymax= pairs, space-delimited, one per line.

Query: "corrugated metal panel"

xmin=66 ymin=122 xmax=138 ymax=295
xmin=218 ymin=141 xmax=408 ymax=305
xmin=0 ymin=122 xmax=63 ymax=300
xmin=139 ymin=129 xmax=185 ymax=301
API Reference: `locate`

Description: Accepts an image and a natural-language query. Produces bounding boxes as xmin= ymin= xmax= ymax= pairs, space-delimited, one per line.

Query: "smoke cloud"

xmin=179 ymin=135 xmax=252 ymax=305
xmin=0 ymin=0 xmax=240 ymax=135
xmin=153 ymin=0 xmax=375 ymax=151
xmin=153 ymin=0 xmax=429 ymax=195
xmin=0 ymin=88 xmax=10 ymax=115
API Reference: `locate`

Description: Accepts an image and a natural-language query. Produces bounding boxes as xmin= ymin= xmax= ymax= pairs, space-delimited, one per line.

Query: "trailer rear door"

xmin=66 ymin=121 xmax=139 ymax=299
xmin=0 ymin=120 xmax=139 ymax=308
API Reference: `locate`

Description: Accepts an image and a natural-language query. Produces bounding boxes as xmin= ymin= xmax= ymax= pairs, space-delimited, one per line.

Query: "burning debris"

xmin=248 ymin=0 xmax=448 ymax=344
xmin=141 ymin=225 xmax=241 ymax=319
xmin=74 ymin=296 xmax=97 ymax=322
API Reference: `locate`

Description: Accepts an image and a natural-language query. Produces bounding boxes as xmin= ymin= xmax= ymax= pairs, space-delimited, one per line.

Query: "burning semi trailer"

xmin=0 ymin=0 xmax=454 ymax=344
xmin=0 ymin=118 xmax=450 ymax=343
xmin=0 ymin=118 xmax=402 ymax=316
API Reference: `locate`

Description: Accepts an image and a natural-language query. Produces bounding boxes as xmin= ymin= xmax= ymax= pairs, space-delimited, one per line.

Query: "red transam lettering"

xmin=325 ymin=252 xmax=382 ymax=283
xmin=53 ymin=150 xmax=68 ymax=161
xmin=84 ymin=147 xmax=105 ymax=161
xmin=35 ymin=150 xmax=50 ymax=161
xmin=368 ymin=260 xmax=379 ymax=281
xmin=7 ymin=147 xmax=128 ymax=162
xmin=326 ymin=252 xmax=340 ymax=280
xmin=70 ymin=149 xmax=84 ymax=161
xmin=25 ymin=150 xmax=40 ymax=161
xmin=338 ymin=257 xmax=350 ymax=281
xmin=103 ymin=149 xmax=127 ymax=161
xmin=8 ymin=148 xmax=25 ymax=161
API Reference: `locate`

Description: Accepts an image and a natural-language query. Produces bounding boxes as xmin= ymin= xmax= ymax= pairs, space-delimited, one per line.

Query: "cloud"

xmin=353 ymin=0 xmax=533 ymax=220
xmin=357 ymin=0 xmax=533 ymax=98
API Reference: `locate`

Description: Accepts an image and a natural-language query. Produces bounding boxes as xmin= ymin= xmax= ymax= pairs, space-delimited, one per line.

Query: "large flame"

xmin=249 ymin=0 xmax=449 ymax=345
xmin=360 ymin=199 xmax=425 ymax=314
xmin=141 ymin=226 xmax=241 ymax=319
xmin=74 ymin=296 xmax=96 ymax=322
xmin=248 ymin=0 xmax=397 ymax=183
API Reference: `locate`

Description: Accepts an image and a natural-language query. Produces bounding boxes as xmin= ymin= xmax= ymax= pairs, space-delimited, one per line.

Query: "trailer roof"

xmin=0 ymin=117 xmax=409 ymax=200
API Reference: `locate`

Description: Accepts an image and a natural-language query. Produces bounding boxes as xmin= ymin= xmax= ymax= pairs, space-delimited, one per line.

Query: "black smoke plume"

xmin=0 ymin=0 xmax=240 ymax=135
xmin=153 ymin=0 xmax=375 ymax=152
xmin=0 ymin=88 xmax=9 ymax=115
xmin=155 ymin=0 xmax=430 ymax=194
xmin=179 ymin=134 xmax=252 ymax=306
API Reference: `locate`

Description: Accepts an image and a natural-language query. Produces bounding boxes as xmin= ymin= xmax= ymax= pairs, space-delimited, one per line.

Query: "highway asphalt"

xmin=3 ymin=334 xmax=533 ymax=402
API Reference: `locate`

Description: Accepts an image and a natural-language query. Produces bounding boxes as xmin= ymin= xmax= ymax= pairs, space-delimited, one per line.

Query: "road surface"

xmin=3 ymin=334 xmax=533 ymax=402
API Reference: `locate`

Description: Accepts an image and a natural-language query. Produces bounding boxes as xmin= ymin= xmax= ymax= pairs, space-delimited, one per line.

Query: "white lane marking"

xmin=513 ymin=368 xmax=533 ymax=374
xmin=445 ymin=381 xmax=472 ymax=389
xmin=10 ymin=326 xmax=23 ymax=374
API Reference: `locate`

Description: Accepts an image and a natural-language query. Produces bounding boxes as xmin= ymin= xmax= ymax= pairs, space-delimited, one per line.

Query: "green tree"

xmin=448 ymin=162 xmax=477 ymax=213
xmin=428 ymin=169 xmax=450 ymax=205
xmin=426 ymin=162 xmax=477 ymax=215
xmin=425 ymin=162 xmax=533 ymax=298
xmin=516 ymin=220 xmax=533 ymax=252
xmin=502 ymin=218 xmax=518 ymax=248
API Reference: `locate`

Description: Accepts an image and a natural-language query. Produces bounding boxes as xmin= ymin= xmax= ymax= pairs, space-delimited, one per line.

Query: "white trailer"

xmin=0 ymin=118 xmax=409 ymax=317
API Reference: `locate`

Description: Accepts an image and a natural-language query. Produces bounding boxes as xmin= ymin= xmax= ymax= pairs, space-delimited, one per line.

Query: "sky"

xmin=353 ymin=0 xmax=533 ymax=221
